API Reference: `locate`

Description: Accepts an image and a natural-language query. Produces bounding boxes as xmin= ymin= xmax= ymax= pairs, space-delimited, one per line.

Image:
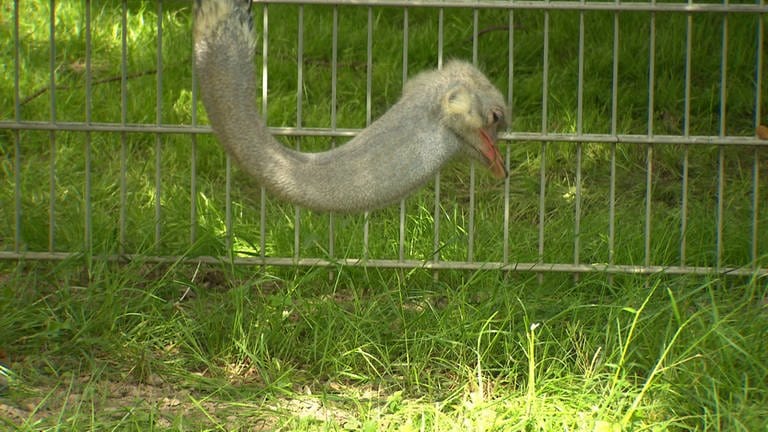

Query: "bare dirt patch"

xmin=0 ymin=372 xmax=373 ymax=430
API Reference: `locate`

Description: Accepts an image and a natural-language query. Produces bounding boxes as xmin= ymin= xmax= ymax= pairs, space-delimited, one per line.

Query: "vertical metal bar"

xmin=645 ymin=7 xmax=656 ymax=269
xmin=434 ymin=7 xmax=444 ymax=271
xmin=364 ymin=7 xmax=374 ymax=261
xmin=609 ymin=4 xmax=619 ymax=268
xmin=295 ymin=5 xmax=304 ymax=261
xmin=190 ymin=11 xmax=199 ymax=246
xmin=259 ymin=189 xmax=267 ymax=261
xmin=399 ymin=200 xmax=406 ymax=261
xmin=608 ymin=145 xmax=616 ymax=266
xmin=644 ymin=152 xmax=654 ymax=270
xmin=399 ymin=7 xmax=410 ymax=262
xmin=752 ymin=6 xmax=764 ymax=267
xmin=716 ymin=9 xmax=729 ymax=269
xmin=468 ymin=160 xmax=475 ymax=263
xmin=503 ymin=9 xmax=514 ymax=266
xmin=260 ymin=5 xmax=269 ymax=262
xmin=574 ymin=5 xmax=585 ymax=271
xmin=574 ymin=145 xmax=582 ymax=268
xmin=468 ymin=9 xmax=479 ymax=263
xmin=366 ymin=7 xmax=373 ymax=130
xmin=402 ymin=5 xmax=408 ymax=120
xmin=433 ymin=172 xmax=441 ymax=266
xmin=503 ymin=146 xmax=511 ymax=265
xmin=363 ymin=213 xmax=369 ymax=259
xmin=363 ymin=210 xmax=371 ymax=260
xmin=13 ymin=0 xmax=21 ymax=252
xmin=680 ymin=5 xmax=692 ymax=266
xmin=393 ymin=8 xmax=408 ymax=260
xmin=716 ymin=147 xmax=725 ymax=269
xmin=155 ymin=1 xmax=163 ymax=248
xmin=438 ymin=8 xmax=444 ymax=68
xmin=259 ymin=189 xmax=266 ymax=261
xmin=538 ymin=8 xmax=550 ymax=278
xmin=119 ymin=0 xmax=128 ymax=254
xmin=224 ymin=0 xmax=234 ymax=260
xmin=189 ymin=0 xmax=206 ymax=246
xmin=472 ymin=9 xmax=479 ymax=65
xmin=48 ymin=0 xmax=57 ymax=252
xmin=225 ymin=155 xmax=233 ymax=253
xmin=330 ymin=5 xmax=338 ymax=264
xmin=753 ymin=148 xmax=761 ymax=267
xmin=84 ymin=0 xmax=93 ymax=253
xmin=680 ymin=158 xmax=689 ymax=266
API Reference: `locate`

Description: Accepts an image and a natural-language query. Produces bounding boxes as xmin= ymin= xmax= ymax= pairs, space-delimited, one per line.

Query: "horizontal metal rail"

xmin=3 ymin=121 xmax=767 ymax=147
xmin=256 ymin=0 xmax=768 ymax=14
xmin=1 ymin=251 xmax=766 ymax=277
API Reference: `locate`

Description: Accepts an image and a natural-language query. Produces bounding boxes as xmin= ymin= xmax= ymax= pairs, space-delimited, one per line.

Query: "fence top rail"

xmin=254 ymin=0 xmax=768 ymax=14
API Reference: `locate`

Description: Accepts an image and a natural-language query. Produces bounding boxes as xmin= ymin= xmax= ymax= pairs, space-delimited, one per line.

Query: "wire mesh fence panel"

xmin=1 ymin=0 xmax=767 ymax=277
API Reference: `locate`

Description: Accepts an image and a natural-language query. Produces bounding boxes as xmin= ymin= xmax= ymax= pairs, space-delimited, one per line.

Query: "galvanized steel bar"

xmin=503 ymin=146 xmax=511 ymax=266
xmin=716 ymin=10 xmax=729 ymax=269
xmin=539 ymin=7 xmax=550 ymax=278
xmin=433 ymin=7 xmax=443 ymax=270
xmin=363 ymin=6 xmax=375 ymax=261
xmin=84 ymin=0 xmax=93 ymax=252
xmin=716 ymin=147 xmax=725 ymax=268
xmin=363 ymin=214 xmax=370 ymax=260
xmin=13 ymin=0 xmax=21 ymax=253
xmin=189 ymin=0 xmax=202 ymax=246
xmin=331 ymin=5 xmax=338 ymax=128
xmin=48 ymin=0 xmax=57 ymax=252
xmin=399 ymin=7 xmax=410 ymax=262
xmin=608 ymin=5 xmax=619 ymax=268
xmin=330 ymin=6 xmax=339 ymax=263
xmin=120 ymin=0 xmax=129 ymax=254
xmin=366 ymin=7 xmax=373 ymax=127
xmin=403 ymin=7 xmax=409 ymax=100
xmin=502 ymin=9 xmax=513 ymax=267
xmin=574 ymin=5 xmax=585 ymax=270
xmin=399 ymin=199 xmax=406 ymax=261
xmin=753 ymin=149 xmax=761 ymax=267
xmin=468 ymin=8 xmax=479 ymax=263
xmin=643 ymin=151 xmax=652 ymax=270
xmin=1 ymin=251 xmax=765 ymax=278
xmin=753 ymin=7 xmax=764 ymax=267
xmin=226 ymin=154 xmax=233 ymax=253
xmin=154 ymin=1 xmax=164 ymax=248
xmin=260 ymin=4 xmax=269 ymax=264
xmin=295 ymin=5 xmax=305 ymax=261
xmin=433 ymin=172 xmax=441 ymax=266
xmin=252 ymin=0 xmax=768 ymax=13
xmin=437 ymin=8 xmax=444 ymax=68
xmin=190 ymin=16 xmax=199 ymax=246
xmin=680 ymin=3 xmax=692 ymax=266
xmin=644 ymin=6 xmax=656 ymax=269
xmin=4 ymin=121 xmax=768 ymax=146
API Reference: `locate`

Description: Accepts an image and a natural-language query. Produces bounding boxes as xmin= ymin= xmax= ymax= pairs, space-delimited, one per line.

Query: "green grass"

xmin=1 ymin=263 xmax=766 ymax=430
xmin=1 ymin=1 xmax=768 ymax=430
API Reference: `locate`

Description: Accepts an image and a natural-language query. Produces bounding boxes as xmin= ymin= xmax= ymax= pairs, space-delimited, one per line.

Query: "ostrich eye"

xmin=489 ymin=109 xmax=503 ymax=125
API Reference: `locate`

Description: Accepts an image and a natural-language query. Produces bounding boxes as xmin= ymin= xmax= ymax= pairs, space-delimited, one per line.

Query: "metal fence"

xmin=1 ymin=0 xmax=767 ymax=277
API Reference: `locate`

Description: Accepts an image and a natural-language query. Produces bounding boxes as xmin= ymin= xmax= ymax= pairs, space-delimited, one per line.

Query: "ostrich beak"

xmin=479 ymin=128 xmax=507 ymax=179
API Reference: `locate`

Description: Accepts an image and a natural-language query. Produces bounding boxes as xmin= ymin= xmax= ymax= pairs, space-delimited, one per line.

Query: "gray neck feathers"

xmin=195 ymin=6 xmax=462 ymax=212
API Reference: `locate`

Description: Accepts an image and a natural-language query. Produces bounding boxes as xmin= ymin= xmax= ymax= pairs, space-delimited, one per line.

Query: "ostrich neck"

xmin=195 ymin=29 xmax=461 ymax=213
